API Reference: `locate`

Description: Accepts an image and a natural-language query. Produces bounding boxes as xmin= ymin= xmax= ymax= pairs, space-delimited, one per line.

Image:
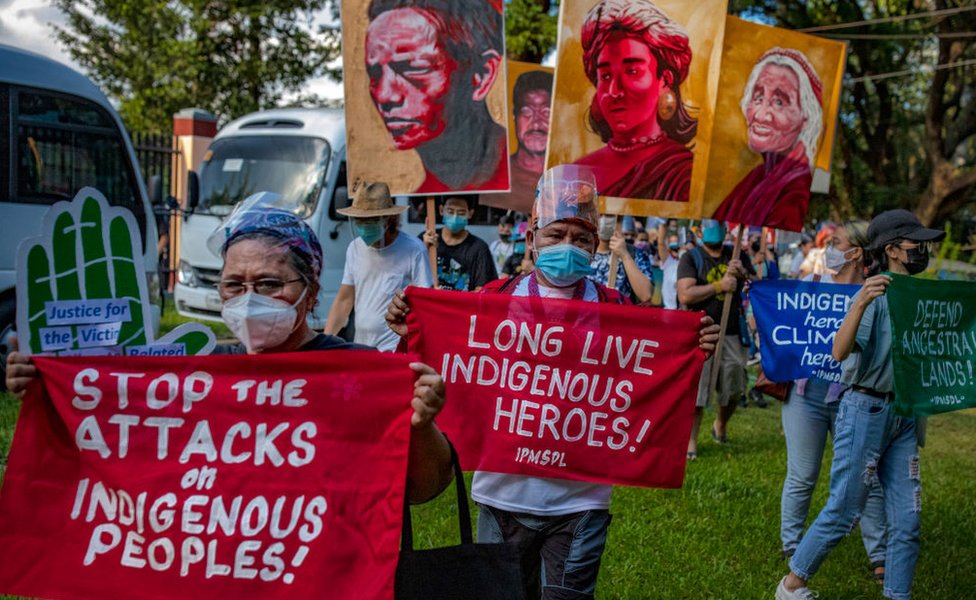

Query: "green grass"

xmin=158 ymin=300 xmax=232 ymax=339
xmin=1 ymin=387 xmax=974 ymax=598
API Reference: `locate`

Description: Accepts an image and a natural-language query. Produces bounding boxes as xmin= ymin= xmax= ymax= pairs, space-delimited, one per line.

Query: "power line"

xmin=846 ymin=58 xmax=976 ymax=83
xmin=799 ymin=5 xmax=976 ymax=33
xmin=820 ymin=31 xmax=976 ymax=40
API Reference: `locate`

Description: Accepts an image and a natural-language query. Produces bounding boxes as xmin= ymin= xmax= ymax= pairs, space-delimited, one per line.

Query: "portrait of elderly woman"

xmin=712 ymin=47 xmax=824 ymax=231
xmin=573 ymin=0 xmax=697 ymax=202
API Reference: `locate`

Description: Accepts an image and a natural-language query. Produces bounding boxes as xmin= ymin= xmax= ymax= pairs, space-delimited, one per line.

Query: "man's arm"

xmin=324 ymin=284 xmax=355 ymax=335
xmin=611 ymin=233 xmax=651 ymax=302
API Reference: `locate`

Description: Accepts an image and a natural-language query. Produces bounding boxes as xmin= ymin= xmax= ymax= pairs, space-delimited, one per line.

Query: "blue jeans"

xmin=790 ymin=390 xmax=921 ymax=600
xmin=477 ymin=504 xmax=611 ymax=599
xmin=781 ymin=385 xmax=887 ymax=564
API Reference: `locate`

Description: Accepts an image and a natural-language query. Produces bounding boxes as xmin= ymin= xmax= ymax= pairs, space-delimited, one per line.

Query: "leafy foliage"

xmin=52 ymin=0 xmax=341 ymax=132
xmin=505 ymin=0 xmax=559 ymax=63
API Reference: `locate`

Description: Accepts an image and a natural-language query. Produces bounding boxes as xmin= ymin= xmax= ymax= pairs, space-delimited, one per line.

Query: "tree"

xmin=52 ymin=0 xmax=341 ymax=132
xmin=505 ymin=0 xmax=559 ymax=63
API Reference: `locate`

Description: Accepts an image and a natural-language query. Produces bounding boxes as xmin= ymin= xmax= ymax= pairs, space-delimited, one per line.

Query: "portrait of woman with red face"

xmin=573 ymin=0 xmax=697 ymax=203
xmin=712 ymin=48 xmax=824 ymax=231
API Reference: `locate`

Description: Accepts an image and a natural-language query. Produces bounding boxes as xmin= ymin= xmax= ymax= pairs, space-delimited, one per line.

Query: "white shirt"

xmin=341 ymin=232 xmax=433 ymax=351
xmin=662 ymin=253 xmax=680 ymax=309
xmin=489 ymin=238 xmax=514 ymax=275
xmin=471 ymin=275 xmax=612 ymax=516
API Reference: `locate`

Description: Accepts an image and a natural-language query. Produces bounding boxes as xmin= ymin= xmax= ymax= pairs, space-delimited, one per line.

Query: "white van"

xmin=0 ymin=44 xmax=161 ymax=371
xmin=174 ymin=107 xmax=508 ymax=330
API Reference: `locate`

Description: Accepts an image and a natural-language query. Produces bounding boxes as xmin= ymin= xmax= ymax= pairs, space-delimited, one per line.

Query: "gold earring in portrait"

xmin=657 ymin=88 xmax=677 ymax=121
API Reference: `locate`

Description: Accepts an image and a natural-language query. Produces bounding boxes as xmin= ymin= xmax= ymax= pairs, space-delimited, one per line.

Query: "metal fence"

xmin=132 ymin=132 xmax=182 ymax=292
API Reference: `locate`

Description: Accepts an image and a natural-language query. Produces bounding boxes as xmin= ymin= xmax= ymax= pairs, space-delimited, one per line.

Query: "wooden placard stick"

xmin=425 ymin=196 xmax=437 ymax=283
xmin=606 ymin=214 xmax=620 ymax=288
xmin=708 ymin=223 xmax=747 ymax=397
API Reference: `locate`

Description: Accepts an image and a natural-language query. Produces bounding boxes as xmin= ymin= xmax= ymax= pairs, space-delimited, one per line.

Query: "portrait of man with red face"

xmin=712 ymin=47 xmax=825 ymax=231
xmin=482 ymin=63 xmax=554 ymax=213
xmin=361 ymin=0 xmax=509 ymax=194
xmin=573 ymin=0 xmax=697 ymax=203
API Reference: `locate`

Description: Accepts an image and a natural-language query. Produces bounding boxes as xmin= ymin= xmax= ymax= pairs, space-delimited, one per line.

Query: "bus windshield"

xmin=199 ymin=136 xmax=329 ymax=218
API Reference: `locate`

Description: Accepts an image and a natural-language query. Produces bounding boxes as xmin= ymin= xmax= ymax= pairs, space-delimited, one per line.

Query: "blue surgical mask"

xmin=702 ymin=225 xmax=725 ymax=245
xmin=443 ymin=214 xmax=468 ymax=233
xmin=669 ymin=242 xmax=680 ymax=251
xmin=353 ymin=220 xmax=385 ymax=247
xmin=534 ymin=244 xmax=593 ymax=287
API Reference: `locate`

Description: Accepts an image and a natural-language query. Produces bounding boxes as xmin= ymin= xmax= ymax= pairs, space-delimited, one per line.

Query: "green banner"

xmin=888 ymin=273 xmax=976 ymax=416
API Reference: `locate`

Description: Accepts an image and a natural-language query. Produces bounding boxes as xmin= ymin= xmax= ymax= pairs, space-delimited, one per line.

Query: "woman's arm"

xmin=611 ymin=233 xmax=652 ymax=303
xmin=832 ymin=274 xmax=891 ymax=362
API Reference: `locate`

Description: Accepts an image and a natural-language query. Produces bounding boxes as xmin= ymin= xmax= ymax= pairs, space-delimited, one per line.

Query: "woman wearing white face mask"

xmin=779 ymin=220 xmax=889 ymax=580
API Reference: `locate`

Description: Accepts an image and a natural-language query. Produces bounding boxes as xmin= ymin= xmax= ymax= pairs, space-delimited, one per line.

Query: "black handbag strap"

xmin=401 ymin=437 xmax=472 ymax=551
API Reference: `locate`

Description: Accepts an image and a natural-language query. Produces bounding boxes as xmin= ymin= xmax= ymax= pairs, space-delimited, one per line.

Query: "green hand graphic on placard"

xmin=16 ymin=188 xmax=215 ymax=357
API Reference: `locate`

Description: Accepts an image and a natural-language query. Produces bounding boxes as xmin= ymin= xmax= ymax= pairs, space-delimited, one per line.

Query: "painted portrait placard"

xmin=341 ymin=0 xmax=511 ymax=196
xmin=705 ymin=16 xmax=847 ymax=232
xmin=480 ymin=61 xmax=555 ymax=214
xmin=546 ymin=0 xmax=728 ymax=218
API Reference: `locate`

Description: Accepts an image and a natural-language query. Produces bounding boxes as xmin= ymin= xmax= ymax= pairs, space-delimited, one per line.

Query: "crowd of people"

xmin=5 ymin=164 xmax=948 ymax=600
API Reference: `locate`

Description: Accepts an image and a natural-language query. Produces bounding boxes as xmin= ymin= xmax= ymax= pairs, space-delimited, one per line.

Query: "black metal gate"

xmin=132 ymin=132 xmax=182 ymax=292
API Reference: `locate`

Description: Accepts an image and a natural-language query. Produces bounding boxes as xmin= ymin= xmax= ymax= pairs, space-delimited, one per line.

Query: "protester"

xmin=5 ymin=192 xmax=453 ymax=503
xmin=776 ymin=209 xmax=946 ymax=600
xmin=387 ymin=164 xmax=720 ymax=599
xmin=657 ymin=222 xmax=682 ymax=309
xmin=421 ymin=195 xmax=498 ymax=291
xmin=788 ymin=232 xmax=814 ymax=278
xmin=798 ymin=223 xmax=835 ymax=279
xmin=325 ymin=181 xmax=433 ymax=351
xmin=490 ymin=214 xmax=516 ymax=275
xmin=677 ymin=219 xmax=756 ymax=458
xmin=778 ymin=220 xmax=888 ymax=580
xmin=590 ymin=215 xmax=654 ymax=303
xmin=502 ymin=233 xmax=532 ymax=278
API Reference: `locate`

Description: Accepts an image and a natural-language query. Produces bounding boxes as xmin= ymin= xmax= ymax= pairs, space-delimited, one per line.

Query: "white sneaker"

xmin=775 ymin=576 xmax=819 ymax=599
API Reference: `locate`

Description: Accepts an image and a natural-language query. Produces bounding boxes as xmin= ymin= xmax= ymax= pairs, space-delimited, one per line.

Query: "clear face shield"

xmin=533 ymin=164 xmax=600 ymax=232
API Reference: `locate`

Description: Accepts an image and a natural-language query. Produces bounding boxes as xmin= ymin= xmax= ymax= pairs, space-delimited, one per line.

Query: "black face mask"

xmin=904 ymin=246 xmax=930 ymax=275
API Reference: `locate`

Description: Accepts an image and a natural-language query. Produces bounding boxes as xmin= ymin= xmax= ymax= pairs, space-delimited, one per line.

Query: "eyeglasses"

xmin=218 ymin=278 xmax=304 ymax=298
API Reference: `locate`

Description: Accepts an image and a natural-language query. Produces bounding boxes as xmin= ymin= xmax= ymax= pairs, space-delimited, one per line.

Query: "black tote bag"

xmin=394 ymin=444 xmax=526 ymax=600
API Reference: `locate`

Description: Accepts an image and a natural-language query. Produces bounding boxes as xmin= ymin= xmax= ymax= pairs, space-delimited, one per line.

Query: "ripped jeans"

xmin=789 ymin=389 xmax=921 ymax=600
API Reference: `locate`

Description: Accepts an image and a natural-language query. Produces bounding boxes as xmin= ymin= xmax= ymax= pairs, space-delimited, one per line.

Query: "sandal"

xmin=711 ymin=424 xmax=728 ymax=444
xmin=686 ymin=451 xmax=697 ymax=461
xmin=870 ymin=561 xmax=885 ymax=584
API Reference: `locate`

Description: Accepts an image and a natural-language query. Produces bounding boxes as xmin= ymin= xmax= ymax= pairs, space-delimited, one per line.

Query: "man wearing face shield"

xmin=324 ymin=182 xmax=433 ymax=351
xmin=386 ymin=165 xmax=721 ymax=599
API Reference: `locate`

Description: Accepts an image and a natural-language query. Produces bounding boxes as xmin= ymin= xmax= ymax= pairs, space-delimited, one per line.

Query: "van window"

xmin=12 ymin=88 xmax=146 ymax=243
xmin=198 ymin=136 xmax=329 ymax=218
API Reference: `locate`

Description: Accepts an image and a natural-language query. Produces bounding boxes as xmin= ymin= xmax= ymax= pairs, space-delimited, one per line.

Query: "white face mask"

xmin=824 ymin=245 xmax=854 ymax=271
xmin=221 ymin=288 xmax=306 ymax=353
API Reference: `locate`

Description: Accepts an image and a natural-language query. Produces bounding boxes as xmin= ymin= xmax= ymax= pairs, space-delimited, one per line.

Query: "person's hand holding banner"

xmin=0 ymin=351 xmax=416 ymax=599
xmin=16 ymin=188 xmax=215 ymax=358
xmin=405 ymin=287 xmax=705 ymax=488
xmin=887 ymin=273 xmax=976 ymax=416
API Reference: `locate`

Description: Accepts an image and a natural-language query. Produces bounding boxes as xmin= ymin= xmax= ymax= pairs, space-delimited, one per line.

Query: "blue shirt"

xmin=588 ymin=247 xmax=654 ymax=303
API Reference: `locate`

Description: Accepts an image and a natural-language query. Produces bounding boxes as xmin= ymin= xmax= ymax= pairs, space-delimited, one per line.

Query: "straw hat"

xmin=336 ymin=181 xmax=407 ymax=217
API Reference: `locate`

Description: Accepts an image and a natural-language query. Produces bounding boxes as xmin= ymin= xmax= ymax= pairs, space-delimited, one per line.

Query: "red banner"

xmin=0 ymin=351 xmax=416 ymax=600
xmin=406 ymin=287 xmax=704 ymax=488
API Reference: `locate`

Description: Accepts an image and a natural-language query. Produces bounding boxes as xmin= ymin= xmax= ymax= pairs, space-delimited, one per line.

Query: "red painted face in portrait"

xmin=594 ymin=35 xmax=668 ymax=141
xmin=516 ymin=89 xmax=551 ymax=154
xmin=745 ymin=63 xmax=806 ymax=155
xmin=365 ymin=8 xmax=458 ymax=151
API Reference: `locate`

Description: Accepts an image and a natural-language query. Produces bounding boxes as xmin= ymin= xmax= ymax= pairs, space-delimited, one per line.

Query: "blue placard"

xmin=750 ymin=279 xmax=862 ymax=383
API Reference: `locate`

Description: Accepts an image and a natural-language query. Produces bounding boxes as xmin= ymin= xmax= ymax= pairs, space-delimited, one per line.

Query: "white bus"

xmin=174 ymin=107 xmax=507 ymax=331
xmin=0 ymin=44 xmax=161 ymax=377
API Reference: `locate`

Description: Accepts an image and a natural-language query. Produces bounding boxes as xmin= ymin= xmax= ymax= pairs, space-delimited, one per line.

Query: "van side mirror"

xmin=187 ymin=171 xmax=200 ymax=211
xmin=148 ymin=175 xmax=163 ymax=206
xmin=329 ymin=185 xmax=349 ymax=239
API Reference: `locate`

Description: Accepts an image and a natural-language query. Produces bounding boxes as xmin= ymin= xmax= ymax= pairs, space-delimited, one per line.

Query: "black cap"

xmin=867 ymin=209 xmax=946 ymax=250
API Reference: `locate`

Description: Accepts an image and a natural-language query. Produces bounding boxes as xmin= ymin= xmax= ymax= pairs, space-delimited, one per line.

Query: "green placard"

xmin=16 ymin=188 xmax=215 ymax=357
xmin=888 ymin=273 xmax=976 ymax=416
